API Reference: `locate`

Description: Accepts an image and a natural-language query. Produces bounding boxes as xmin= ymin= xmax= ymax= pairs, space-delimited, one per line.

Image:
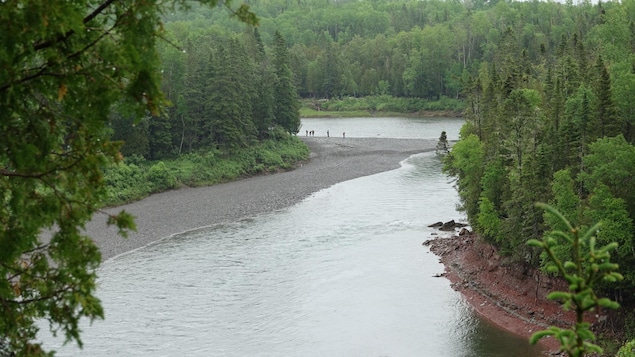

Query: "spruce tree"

xmin=183 ymin=39 xmax=209 ymax=152
xmin=148 ymin=114 xmax=173 ymax=159
xmin=594 ymin=55 xmax=620 ymax=138
xmin=272 ymin=31 xmax=301 ymax=134
xmin=205 ymin=40 xmax=256 ymax=148
xmin=247 ymin=28 xmax=276 ymax=139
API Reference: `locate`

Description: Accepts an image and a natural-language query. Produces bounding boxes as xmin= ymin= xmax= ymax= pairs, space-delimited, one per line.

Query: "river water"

xmin=41 ymin=117 xmax=544 ymax=356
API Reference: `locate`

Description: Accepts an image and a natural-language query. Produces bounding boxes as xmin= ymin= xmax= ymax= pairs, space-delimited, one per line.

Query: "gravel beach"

xmin=87 ymin=137 xmax=439 ymax=261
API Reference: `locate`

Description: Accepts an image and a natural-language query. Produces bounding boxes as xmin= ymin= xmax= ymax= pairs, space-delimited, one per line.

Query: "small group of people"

xmin=305 ymin=129 xmax=346 ymax=138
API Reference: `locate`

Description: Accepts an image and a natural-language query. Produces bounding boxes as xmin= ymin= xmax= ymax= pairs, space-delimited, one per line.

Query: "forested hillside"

xmin=443 ymin=1 xmax=635 ymax=284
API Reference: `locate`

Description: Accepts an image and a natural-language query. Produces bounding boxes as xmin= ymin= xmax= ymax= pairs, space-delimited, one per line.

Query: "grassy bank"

xmin=300 ymin=95 xmax=464 ymax=118
xmin=103 ymin=135 xmax=310 ymax=206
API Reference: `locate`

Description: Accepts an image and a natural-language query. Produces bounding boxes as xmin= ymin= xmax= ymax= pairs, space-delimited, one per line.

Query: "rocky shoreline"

xmin=425 ymin=232 xmax=590 ymax=354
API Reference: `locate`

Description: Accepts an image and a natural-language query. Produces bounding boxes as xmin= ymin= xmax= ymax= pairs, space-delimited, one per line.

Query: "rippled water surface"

xmin=41 ymin=118 xmax=544 ymax=356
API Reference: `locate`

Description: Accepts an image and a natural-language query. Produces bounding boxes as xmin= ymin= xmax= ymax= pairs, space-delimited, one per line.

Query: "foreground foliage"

xmin=528 ymin=204 xmax=623 ymax=356
xmin=0 ymin=1 xmax=255 ymax=355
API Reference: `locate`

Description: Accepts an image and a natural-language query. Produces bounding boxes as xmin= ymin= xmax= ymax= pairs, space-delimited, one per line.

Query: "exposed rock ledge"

xmin=424 ymin=234 xmax=607 ymax=354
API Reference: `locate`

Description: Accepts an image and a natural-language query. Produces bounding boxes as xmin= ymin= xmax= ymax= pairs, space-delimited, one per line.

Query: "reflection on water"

xmin=40 ymin=118 xmax=544 ymax=356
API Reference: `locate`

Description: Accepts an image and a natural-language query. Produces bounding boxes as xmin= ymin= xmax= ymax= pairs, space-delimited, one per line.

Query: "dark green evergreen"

xmin=272 ymin=31 xmax=301 ymax=134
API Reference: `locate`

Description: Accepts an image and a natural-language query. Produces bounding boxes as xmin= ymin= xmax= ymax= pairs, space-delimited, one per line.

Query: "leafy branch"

xmin=527 ymin=203 xmax=623 ymax=357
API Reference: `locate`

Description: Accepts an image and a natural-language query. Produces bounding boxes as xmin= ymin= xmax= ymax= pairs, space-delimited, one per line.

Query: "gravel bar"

xmin=86 ymin=137 xmax=439 ymax=261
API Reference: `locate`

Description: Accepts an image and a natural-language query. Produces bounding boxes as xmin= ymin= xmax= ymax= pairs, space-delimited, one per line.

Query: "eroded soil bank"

xmin=425 ymin=234 xmax=601 ymax=354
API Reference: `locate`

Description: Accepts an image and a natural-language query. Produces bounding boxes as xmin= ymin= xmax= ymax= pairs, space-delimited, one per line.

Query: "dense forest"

xmin=441 ymin=1 xmax=635 ymax=291
xmin=110 ymin=26 xmax=301 ymax=160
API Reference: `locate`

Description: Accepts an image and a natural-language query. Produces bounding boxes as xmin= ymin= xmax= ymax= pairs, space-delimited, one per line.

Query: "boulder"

xmin=439 ymin=220 xmax=456 ymax=231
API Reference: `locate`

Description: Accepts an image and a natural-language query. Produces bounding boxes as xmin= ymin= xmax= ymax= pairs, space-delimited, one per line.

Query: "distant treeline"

xmin=124 ymin=0 xmax=633 ymax=160
xmin=161 ymin=0 xmax=630 ymax=101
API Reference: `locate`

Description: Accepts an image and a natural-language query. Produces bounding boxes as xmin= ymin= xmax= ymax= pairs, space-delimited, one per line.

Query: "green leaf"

xmin=598 ymin=298 xmax=620 ymax=309
xmin=547 ymin=291 xmax=571 ymax=301
xmin=529 ymin=329 xmax=557 ymax=345
xmin=526 ymin=239 xmax=544 ymax=248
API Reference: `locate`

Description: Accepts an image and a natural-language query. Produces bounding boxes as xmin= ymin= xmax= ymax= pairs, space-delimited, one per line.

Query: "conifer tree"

xmin=593 ymin=55 xmax=620 ymax=138
xmin=183 ymin=38 xmax=210 ymax=152
xmin=272 ymin=31 xmax=301 ymax=134
xmin=148 ymin=114 xmax=174 ymax=159
xmin=205 ymin=41 xmax=256 ymax=148
xmin=247 ymin=28 xmax=276 ymax=138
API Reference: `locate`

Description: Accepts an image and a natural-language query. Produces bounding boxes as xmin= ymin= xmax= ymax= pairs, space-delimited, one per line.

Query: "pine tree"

xmin=205 ymin=40 xmax=257 ymax=148
xmin=247 ymin=28 xmax=276 ymax=139
xmin=272 ymin=31 xmax=301 ymax=134
xmin=183 ymin=39 xmax=209 ymax=152
xmin=148 ymin=114 xmax=173 ymax=159
xmin=593 ymin=55 xmax=620 ymax=138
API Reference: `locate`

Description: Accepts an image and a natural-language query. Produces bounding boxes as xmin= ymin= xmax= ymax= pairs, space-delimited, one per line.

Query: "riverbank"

xmin=425 ymin=234 xmax=588 ymax=354
xmin=86 ymin=136 xmax=437 ymax=260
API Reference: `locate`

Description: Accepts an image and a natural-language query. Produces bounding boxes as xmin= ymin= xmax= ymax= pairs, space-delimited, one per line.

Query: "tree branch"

xmin=0 ymin=0 xmax=119 ymax=93
xmin=33 ymin=0 xmax=118 ymax=52
xmin=0 ymin=147 xmax=89 ymax=179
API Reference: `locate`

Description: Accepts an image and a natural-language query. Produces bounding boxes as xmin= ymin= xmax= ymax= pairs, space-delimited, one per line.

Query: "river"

xmin=40 ymin=117 xmax=544 ymax=356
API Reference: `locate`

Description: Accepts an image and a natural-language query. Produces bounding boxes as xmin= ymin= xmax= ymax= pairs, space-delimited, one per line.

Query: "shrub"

xmin=146 ymin=161 xmax=178 ymax=192
xmin=103 ymin=163 xmax=149 ymax=205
